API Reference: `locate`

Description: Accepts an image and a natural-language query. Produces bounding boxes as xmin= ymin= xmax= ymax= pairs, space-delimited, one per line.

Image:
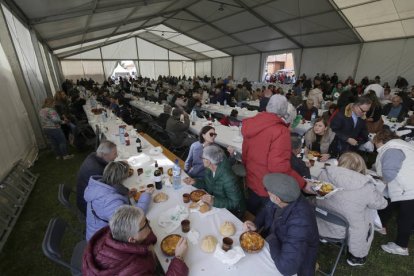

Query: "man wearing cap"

xmin=244 ymin=173 xmax=319 ymax=276
xmin=241 ymin=94 xmax=311 ymax=215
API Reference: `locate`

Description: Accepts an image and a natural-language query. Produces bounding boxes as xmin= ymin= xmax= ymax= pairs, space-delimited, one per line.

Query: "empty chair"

xmin=315 ymin=206 xmax=349 ymax=276
xmin=42 ymin=217 xmax=86 ymax=276
xmin=58 ymin=183 xmax=85 ymax=224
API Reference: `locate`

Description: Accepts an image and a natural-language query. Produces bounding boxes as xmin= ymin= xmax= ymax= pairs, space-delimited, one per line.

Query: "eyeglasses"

xmin=209 ymin=133 xmax=217 ymax=137
xmin=357 ymin=105 xmax=370 ymax=113
xmin=138 ymin=218 xmax=150 ymax=232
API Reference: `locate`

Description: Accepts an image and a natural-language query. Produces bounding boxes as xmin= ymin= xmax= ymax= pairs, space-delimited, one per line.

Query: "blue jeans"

xmin=44 ymin=128 xmax=68 ymax=157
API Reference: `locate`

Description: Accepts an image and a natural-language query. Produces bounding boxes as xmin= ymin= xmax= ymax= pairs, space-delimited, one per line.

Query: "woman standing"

xmin=184 ymin=126 xmax=217 ymax=179
xmin=373 ymin=129 xmax=414 ymax=256
xmin=39 ymin=97 xmax=73 ymax=160
xmin=304 ymin=117 xmax=336 ymax=160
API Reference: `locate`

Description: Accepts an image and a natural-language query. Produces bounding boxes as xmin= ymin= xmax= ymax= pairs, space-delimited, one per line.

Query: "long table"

xmin=129 ymin=100 xmax=323 ymax=178
xmin=83 ymin=104 xmax=284 ymax=275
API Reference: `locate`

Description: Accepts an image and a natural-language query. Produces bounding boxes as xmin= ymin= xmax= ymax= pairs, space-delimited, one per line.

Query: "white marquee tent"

xmin=1 ymin=0 xmax=414 ymax=178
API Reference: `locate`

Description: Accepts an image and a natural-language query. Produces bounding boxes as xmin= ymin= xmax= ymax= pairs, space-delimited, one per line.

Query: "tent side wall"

xmin=298 ymin=38 xmax=414 ymax=86
xmin=0 ymin=3 xmax=53 ymax=179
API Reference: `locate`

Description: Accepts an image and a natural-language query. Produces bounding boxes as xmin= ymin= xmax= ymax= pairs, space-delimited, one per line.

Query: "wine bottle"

xmin=154 ymin=161 xmax=162 ymax=190
xmin=124 ymin=131 xmax=130 ymax=146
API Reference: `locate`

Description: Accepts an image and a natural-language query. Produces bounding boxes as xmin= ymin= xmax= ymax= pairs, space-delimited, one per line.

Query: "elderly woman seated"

xmin=184 ymin=145 xmax=245 ymax=218
xmin=83 ymin=205 xmax=189 ymax=275
xmin=84 ymin=161 xmax=153 ymax=240
xmin=316 ymin=152 xmax=388 ymax=266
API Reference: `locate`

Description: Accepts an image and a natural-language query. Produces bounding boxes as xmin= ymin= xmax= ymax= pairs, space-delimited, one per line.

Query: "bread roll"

xmin=201 ymin=235 xmax=217 ymax=253
xmin=219 ymin=221 xmax=236 ymax=236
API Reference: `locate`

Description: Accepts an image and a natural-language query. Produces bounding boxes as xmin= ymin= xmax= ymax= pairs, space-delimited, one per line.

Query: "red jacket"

xmin=83 ymin=227 xmax=189 ymax=276
xmin=242 ymin=112 xmax=305 ymax=197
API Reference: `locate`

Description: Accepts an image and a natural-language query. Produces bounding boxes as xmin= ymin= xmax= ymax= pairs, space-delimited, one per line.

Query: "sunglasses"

xmin=209 ymin=133 xmax=217 ymax=137
xmin=138 ymin=218 xmax=150 ymax=232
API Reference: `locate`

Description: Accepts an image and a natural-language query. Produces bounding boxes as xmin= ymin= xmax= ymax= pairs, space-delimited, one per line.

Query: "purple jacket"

xmin=84 ymin=176 xmax=151 ymax=240
xmin=83 ymin=227 xmax=189 ymax=276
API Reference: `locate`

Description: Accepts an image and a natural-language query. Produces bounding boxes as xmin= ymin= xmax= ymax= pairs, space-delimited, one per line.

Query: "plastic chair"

xmin=58 ymin=183 xmax=85 ymax=225
xmin=315 ymin=206 xmax=349 ymax=276
xmin=42 ymin=217 xmax=86 ymax=276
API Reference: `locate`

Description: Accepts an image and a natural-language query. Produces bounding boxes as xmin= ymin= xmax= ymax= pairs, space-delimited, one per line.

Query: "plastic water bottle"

xmin=90 ymin=96 xmax=97 ymax=108
xmin=224 ymin=99 xmax=227 ymax=106
xmin=172 ymin=159 xmax=181 ymax=190
xmin=311 ymin=112 xmax=317 ymax=125
xmin=101 ymin=109 xmax=107 ymax=123
xmin=119 ymin=126 xmax=126 ymax=145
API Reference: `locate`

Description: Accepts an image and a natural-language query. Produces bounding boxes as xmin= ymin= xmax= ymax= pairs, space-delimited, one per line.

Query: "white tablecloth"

xmin=83 ymin=104 xmax=283 ymax=276
xmin=201 ymin=104 xmax=258 ymax=120
xmin=189 ymin=120 xmax=243 ymax=153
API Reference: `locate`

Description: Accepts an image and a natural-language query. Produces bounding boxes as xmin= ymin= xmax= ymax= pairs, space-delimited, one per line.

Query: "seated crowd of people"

xmin=47 ymin=72 xmax=414 ymax=275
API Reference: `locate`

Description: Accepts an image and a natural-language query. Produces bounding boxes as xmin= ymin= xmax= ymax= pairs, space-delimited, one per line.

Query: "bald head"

xmin=391 ymin=95 xmax=402 ymax=107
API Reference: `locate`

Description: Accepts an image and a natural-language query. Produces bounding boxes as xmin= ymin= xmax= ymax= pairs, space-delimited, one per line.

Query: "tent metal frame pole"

xmin=258 ymin=52 xmax=263 ymax=82
xmin=42 ymin=43 xmax=60 ymax=91
xmin=353 ymin=43 xmax=364 ymax=80
xmin=210 ymin=59 xmax=213 ymax=79
xmin=29 ymin=28 xmax=53 ymax=98
xmin=135 ymin=37 xmax=140 ymax=76
xmin=231 ymin=56 xmax=235 ymax=80
xmin=298 ymin=48 xmax=304 ymax=77
xmin=168 ymin=50 xmax=171 ymax=76
xmin=100 ymin=47 xmax=105 ymax=81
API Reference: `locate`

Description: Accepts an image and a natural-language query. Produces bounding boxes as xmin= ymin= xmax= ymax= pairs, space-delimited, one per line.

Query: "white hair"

xmin=266 ymin=94 xmax=288 ymax=117
xmin=109 ymin=206 xmax=144 ymax=242
xmin=202 ymin=144 xmax=225 ymax=165
xmin=96 ymin=140 xmax=117 ymax=156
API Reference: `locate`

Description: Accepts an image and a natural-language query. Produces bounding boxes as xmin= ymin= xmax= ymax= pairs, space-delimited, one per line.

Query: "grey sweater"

xmin=381 ymin=148 xmax=405 ymax=183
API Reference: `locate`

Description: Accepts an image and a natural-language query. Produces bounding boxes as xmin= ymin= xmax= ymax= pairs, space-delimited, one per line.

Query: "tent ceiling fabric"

xmin=9 ymin=0 xmax=414 ymax=60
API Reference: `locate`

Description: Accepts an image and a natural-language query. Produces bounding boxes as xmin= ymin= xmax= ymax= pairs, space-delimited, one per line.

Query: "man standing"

xmin=244 ymin=173 xmax=319 ymax=276
xmin=241 ymin=94 xmax=309 ymax=215
xmin=76 ymin=141 xmax=117 ymax=215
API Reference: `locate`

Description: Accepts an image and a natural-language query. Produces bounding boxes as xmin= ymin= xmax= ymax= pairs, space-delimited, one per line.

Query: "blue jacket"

xmin=84 ymin=176 xmax=151 ymax=240
xmin=184 ymin=141 xmax=205 ymax=179
xmin=265 ymin=196 xmax=319 ymax=276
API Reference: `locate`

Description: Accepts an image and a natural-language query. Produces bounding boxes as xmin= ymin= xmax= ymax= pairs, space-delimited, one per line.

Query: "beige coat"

xmin=316 ymin=166 xmax=387 ymax=258
xmin=308 ymin=88 xmax=323 ymax=108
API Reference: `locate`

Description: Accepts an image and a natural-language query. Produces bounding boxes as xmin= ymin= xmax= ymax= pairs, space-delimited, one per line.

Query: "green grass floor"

xmin=0 ymin=149 xmax=413 ymax=275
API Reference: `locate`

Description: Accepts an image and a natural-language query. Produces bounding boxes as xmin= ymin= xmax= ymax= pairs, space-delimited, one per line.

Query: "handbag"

xmin=366 ymin=114 xmax=384 ymax=133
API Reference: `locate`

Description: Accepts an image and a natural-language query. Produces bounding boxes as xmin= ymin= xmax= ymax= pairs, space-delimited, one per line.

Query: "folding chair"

xmin=165 ymin=130 xmax=190 ymax=159
xmin=58 ymin=183 xmax=85 ymax=225
xmin=149 ymin=124 xmax=171 ymax=148
xmin=315 ymin=206 xmax=349 ymax=276
xmin=42 ymin=217 xmax=86 ymax=276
